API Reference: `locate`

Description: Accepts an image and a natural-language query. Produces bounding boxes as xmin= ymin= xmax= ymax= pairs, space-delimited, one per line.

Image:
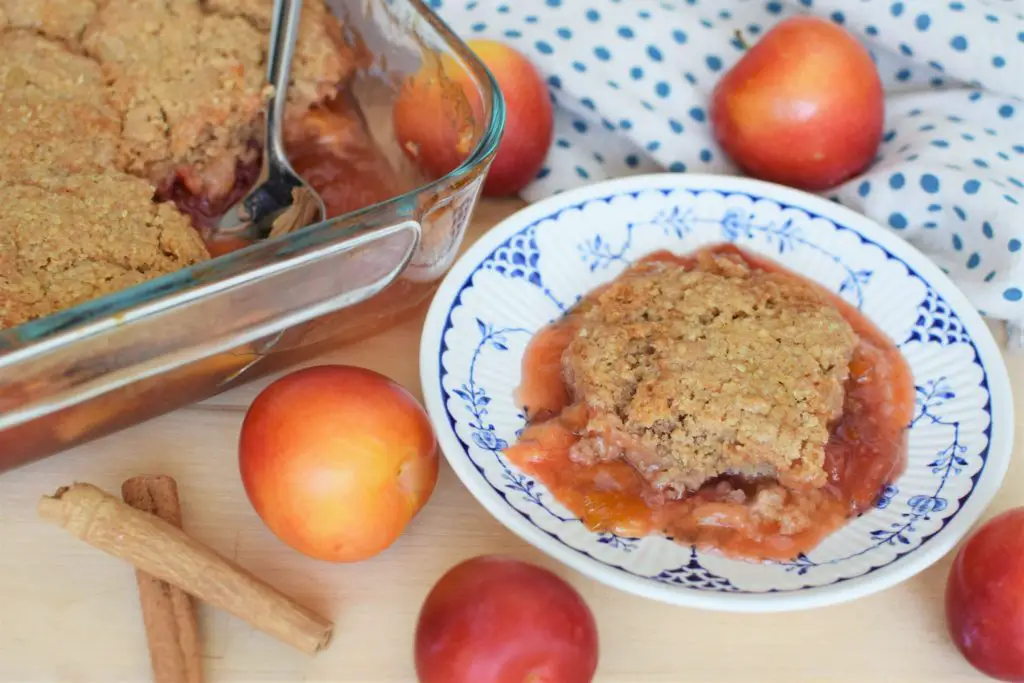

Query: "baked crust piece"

xmin=204 ymin=0 xmax=355 ymax=117
xmin=0 ymin=0 xmax=97 ymax=42
xmin=563 ymin=251 xmax=857 ymax=496
xmin=0 ymin=30 xmax=121 ymax=183
xmin=3 ymin=0 xmax=354 ymax=199
xmin=0 ymin=172 xmax=209 ymax=330
xmin=81 ymin=0 xmax=267 ymax=199
xmin=78 ymin=0 xmax=354 ymax=198
xmin=0 ymin=0 xmax=355 ymax=330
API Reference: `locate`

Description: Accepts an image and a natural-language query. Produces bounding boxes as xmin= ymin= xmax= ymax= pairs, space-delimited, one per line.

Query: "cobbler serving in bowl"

xmin=421 ymin=174 xmax=1012 ymax=610
xmin=510 ymin=245 xmax=914 ymax=562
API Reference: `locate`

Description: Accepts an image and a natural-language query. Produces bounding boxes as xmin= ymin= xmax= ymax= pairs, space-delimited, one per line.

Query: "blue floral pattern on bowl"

xmin=421 ymin=174 xmax=1013 ymax=611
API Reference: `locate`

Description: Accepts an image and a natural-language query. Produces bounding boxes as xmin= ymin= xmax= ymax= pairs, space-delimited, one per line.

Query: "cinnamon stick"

xmin=121 ymin=476 xmax=203 ymax=683
xmin=38 ymin=482 xmax=333 ymax=655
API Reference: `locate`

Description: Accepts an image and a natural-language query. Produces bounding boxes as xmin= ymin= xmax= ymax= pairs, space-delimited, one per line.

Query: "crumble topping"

xmin=0 ymin=30 xmax=120 ymax=182
xmin=563 ymin=251 xmax=857 ymax=495
xmin=81 ymin=0 xmax=267 ymax=196
xmin=0 ymin=0 xmax=98 ymax=43
xmin=0 ymin=0 xmax=356 ymax=330
xmin=205 ymin=0 xmax=355 ymax=117
xmin=0 ymin=172 xmax=209 ymax=330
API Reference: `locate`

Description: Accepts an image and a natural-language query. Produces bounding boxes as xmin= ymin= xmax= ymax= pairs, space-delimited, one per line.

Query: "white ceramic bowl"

xmin=419 ymin=174 xmax=1013 ymax=612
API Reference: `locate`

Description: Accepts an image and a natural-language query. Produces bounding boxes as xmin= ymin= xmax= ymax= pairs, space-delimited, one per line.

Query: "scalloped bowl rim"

xmin=419 ymin=173 xmax=1014 ymax=612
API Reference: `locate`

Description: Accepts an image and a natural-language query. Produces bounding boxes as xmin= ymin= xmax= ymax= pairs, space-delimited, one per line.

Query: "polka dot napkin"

xmin=429 ymin=0 xmax=1024 ymax=347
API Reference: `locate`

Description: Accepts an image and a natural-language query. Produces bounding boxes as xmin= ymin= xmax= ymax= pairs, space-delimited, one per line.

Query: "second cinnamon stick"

xmin=122 ymin=476 xmax=203 ymax=683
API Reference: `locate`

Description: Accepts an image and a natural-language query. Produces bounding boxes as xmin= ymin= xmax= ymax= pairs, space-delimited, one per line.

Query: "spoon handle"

xmin=264 ymin=0 xmax=303 ymax=170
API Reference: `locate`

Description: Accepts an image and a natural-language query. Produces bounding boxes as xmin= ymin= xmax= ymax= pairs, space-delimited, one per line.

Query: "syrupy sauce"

xmin=159 ymin=90 xmax=409 ymax=253
xmin=286 ymin=91 xmax=408 ymax=219
xmin=158 ymin=146 xmax=262 ymax=232
xmin=507 ymin=244 xmax=916 ymax=562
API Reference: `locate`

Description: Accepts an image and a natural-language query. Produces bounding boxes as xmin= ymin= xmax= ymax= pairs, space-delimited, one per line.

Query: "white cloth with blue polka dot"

xmin=435 ymin=0 xmax=1024 ymax=348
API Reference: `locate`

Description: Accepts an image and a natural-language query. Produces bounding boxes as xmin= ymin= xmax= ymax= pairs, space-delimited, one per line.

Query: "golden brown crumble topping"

xmin=0 ymin=0 xmax=97 ymax=43
xmin=81 ymin=0 xmax=267 ymax=197
xmin=563 ymin=251 xmax=857 ymax=495
xmin=0 ymin=0 xmax=354 ymax=330
xmin=0 ymin=30 xmax=120 ymax=182
xmin=204 ymin=0 xmax=355 ymax=118
xmin=0 ymin=172 xmax=209 ymax=330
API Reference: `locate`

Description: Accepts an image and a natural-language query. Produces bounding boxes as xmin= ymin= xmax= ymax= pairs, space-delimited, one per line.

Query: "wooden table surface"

xmin=1 ymin=198 xmax=1020 ymax=683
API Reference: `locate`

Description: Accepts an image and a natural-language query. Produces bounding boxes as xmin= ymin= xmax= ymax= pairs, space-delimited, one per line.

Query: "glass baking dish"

xmin=0 ymin=0 xmax=504 ymax=472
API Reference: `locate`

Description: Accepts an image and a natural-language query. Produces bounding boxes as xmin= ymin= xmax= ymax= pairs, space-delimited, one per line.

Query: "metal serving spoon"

xmin=210 ymin=0 xmax=327 ymax=245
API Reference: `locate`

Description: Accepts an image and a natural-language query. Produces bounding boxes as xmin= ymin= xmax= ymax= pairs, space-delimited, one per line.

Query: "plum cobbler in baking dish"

xmin=0 ymin=0 xmax=406 ymax=330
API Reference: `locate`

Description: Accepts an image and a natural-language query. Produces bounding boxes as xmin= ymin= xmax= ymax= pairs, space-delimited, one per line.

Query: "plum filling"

xmin=159 ymin=93 xmax=408 ymax=240
xmin=507 ymin=245 xmax=915 ymax=562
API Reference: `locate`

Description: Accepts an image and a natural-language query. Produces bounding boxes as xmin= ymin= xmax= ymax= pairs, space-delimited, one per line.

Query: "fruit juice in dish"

xmin=165 ymin=90 xmax=417 ymax=236
xmin=507 ymin=244 xmax=915 ymax=562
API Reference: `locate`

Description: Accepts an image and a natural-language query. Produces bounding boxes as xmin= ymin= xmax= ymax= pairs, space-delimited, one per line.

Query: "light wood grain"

xmin=0 ymin=198 xmax=1019 ymax=683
